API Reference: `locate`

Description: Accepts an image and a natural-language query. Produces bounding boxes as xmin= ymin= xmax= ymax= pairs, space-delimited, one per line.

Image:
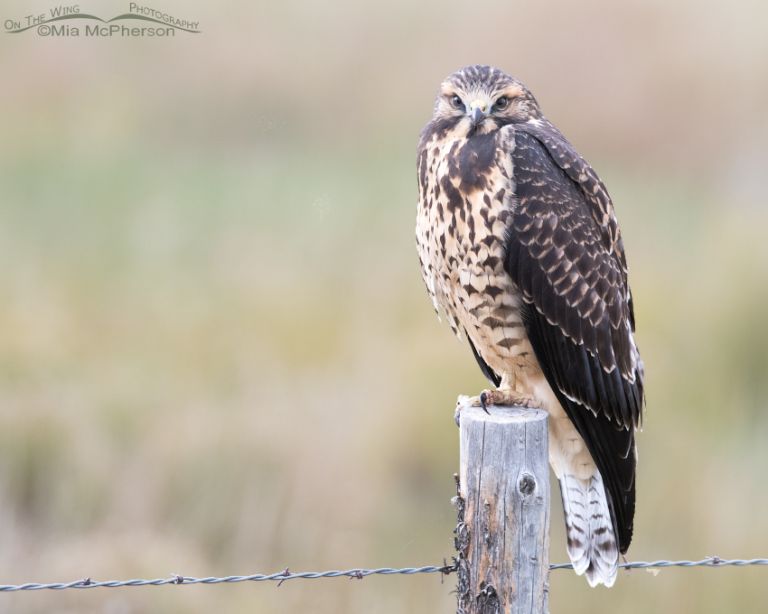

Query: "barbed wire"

xmin=1 ymin=557 xmax=765 ymax=593
xmin=0 ymin=565 xmax=454 ymax=592
xmin=552 ymin=557 xmax=768 ymax=571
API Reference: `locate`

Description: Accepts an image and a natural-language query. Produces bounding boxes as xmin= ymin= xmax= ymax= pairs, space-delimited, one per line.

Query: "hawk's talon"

xmin=479 ymin=391 xmax=490 ymax=414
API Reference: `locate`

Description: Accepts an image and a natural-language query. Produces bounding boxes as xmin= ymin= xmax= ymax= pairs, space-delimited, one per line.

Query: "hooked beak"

xmin=468 ymin=100 xmax=489 ymax=126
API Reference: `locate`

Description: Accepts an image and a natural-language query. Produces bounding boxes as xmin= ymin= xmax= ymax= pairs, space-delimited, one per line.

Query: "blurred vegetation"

xmin=0 ymin=0 xmax=767 ymax=612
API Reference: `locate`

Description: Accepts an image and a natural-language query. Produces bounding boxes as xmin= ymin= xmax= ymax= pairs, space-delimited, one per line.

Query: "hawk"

xmin=416 ymin=65 xmax=644 ymax=587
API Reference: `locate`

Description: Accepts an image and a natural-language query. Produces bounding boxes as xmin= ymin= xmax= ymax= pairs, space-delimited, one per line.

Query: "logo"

xmin=4 ymin=3 xmax=200 ymax=37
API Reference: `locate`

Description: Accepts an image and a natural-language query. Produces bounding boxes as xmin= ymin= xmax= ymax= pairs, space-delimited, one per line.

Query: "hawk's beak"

xmin=468 ymin=100 xmax=489 ymax=126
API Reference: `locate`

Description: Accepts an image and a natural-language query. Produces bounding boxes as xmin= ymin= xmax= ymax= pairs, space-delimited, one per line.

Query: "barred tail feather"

xmin=559 ymin=472 xmax=619 ymax=587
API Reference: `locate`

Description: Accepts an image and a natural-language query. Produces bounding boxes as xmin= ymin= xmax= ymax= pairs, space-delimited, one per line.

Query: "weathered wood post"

xmin=455 ymin=405 xmax=550 ymax=614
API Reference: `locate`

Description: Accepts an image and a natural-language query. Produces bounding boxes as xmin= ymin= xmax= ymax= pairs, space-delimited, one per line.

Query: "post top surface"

xmin=458 ymin=404 xmax=548 ymax=425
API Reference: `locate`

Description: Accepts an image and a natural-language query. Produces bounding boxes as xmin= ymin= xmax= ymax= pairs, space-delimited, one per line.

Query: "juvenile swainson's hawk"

xmin=415 ymin=65 xmax=644 ymax=587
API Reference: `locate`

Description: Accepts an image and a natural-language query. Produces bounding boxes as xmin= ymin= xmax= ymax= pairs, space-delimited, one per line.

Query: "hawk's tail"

xmin=559 ymin=472 xmax=619 ymax=587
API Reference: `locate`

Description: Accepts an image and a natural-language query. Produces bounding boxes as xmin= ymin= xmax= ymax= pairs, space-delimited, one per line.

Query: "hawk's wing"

xmin=505 ymin=123 xmax=644 ymax=552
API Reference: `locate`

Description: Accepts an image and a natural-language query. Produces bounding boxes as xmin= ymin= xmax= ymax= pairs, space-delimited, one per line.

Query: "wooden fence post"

xmin=455 ymin=405 xmax=550 ymax=614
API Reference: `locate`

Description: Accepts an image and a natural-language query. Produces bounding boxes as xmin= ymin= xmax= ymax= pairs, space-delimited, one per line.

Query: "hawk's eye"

xmin=450 ymin=94 xmax=464 ymax=110
xmin=494 ymin=96 xmax=510 ymax=111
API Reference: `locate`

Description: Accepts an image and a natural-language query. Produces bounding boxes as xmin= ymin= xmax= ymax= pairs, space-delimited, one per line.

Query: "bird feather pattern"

xmin=415 ymin=65 xmax=645 ymax=586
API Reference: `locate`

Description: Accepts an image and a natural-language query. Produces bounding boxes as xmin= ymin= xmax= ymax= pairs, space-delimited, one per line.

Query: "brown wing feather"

xmin=505 ymin=124 xmax=644 ymax=552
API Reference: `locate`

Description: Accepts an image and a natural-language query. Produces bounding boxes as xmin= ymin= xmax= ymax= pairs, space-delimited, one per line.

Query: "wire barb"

xmin=0 ymin=557 xmax=765 ymax=593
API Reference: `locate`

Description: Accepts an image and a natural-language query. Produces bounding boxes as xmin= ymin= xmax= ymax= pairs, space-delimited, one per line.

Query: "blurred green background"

xmin=1 ymin=0 xmax=767 ymax=612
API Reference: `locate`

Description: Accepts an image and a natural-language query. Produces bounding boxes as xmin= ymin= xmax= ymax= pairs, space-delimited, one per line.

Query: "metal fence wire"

xmin=1 ymin=557 xmax=766 ymax=592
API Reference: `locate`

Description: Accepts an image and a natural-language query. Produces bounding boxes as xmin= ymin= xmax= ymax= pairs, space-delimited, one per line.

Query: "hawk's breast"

xmin=416 ymin=126 xmax=536 ymax=380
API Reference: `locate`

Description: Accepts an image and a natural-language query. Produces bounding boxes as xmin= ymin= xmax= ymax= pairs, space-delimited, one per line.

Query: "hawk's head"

xmin=432 ymin=65 xmax=541 ymax=136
